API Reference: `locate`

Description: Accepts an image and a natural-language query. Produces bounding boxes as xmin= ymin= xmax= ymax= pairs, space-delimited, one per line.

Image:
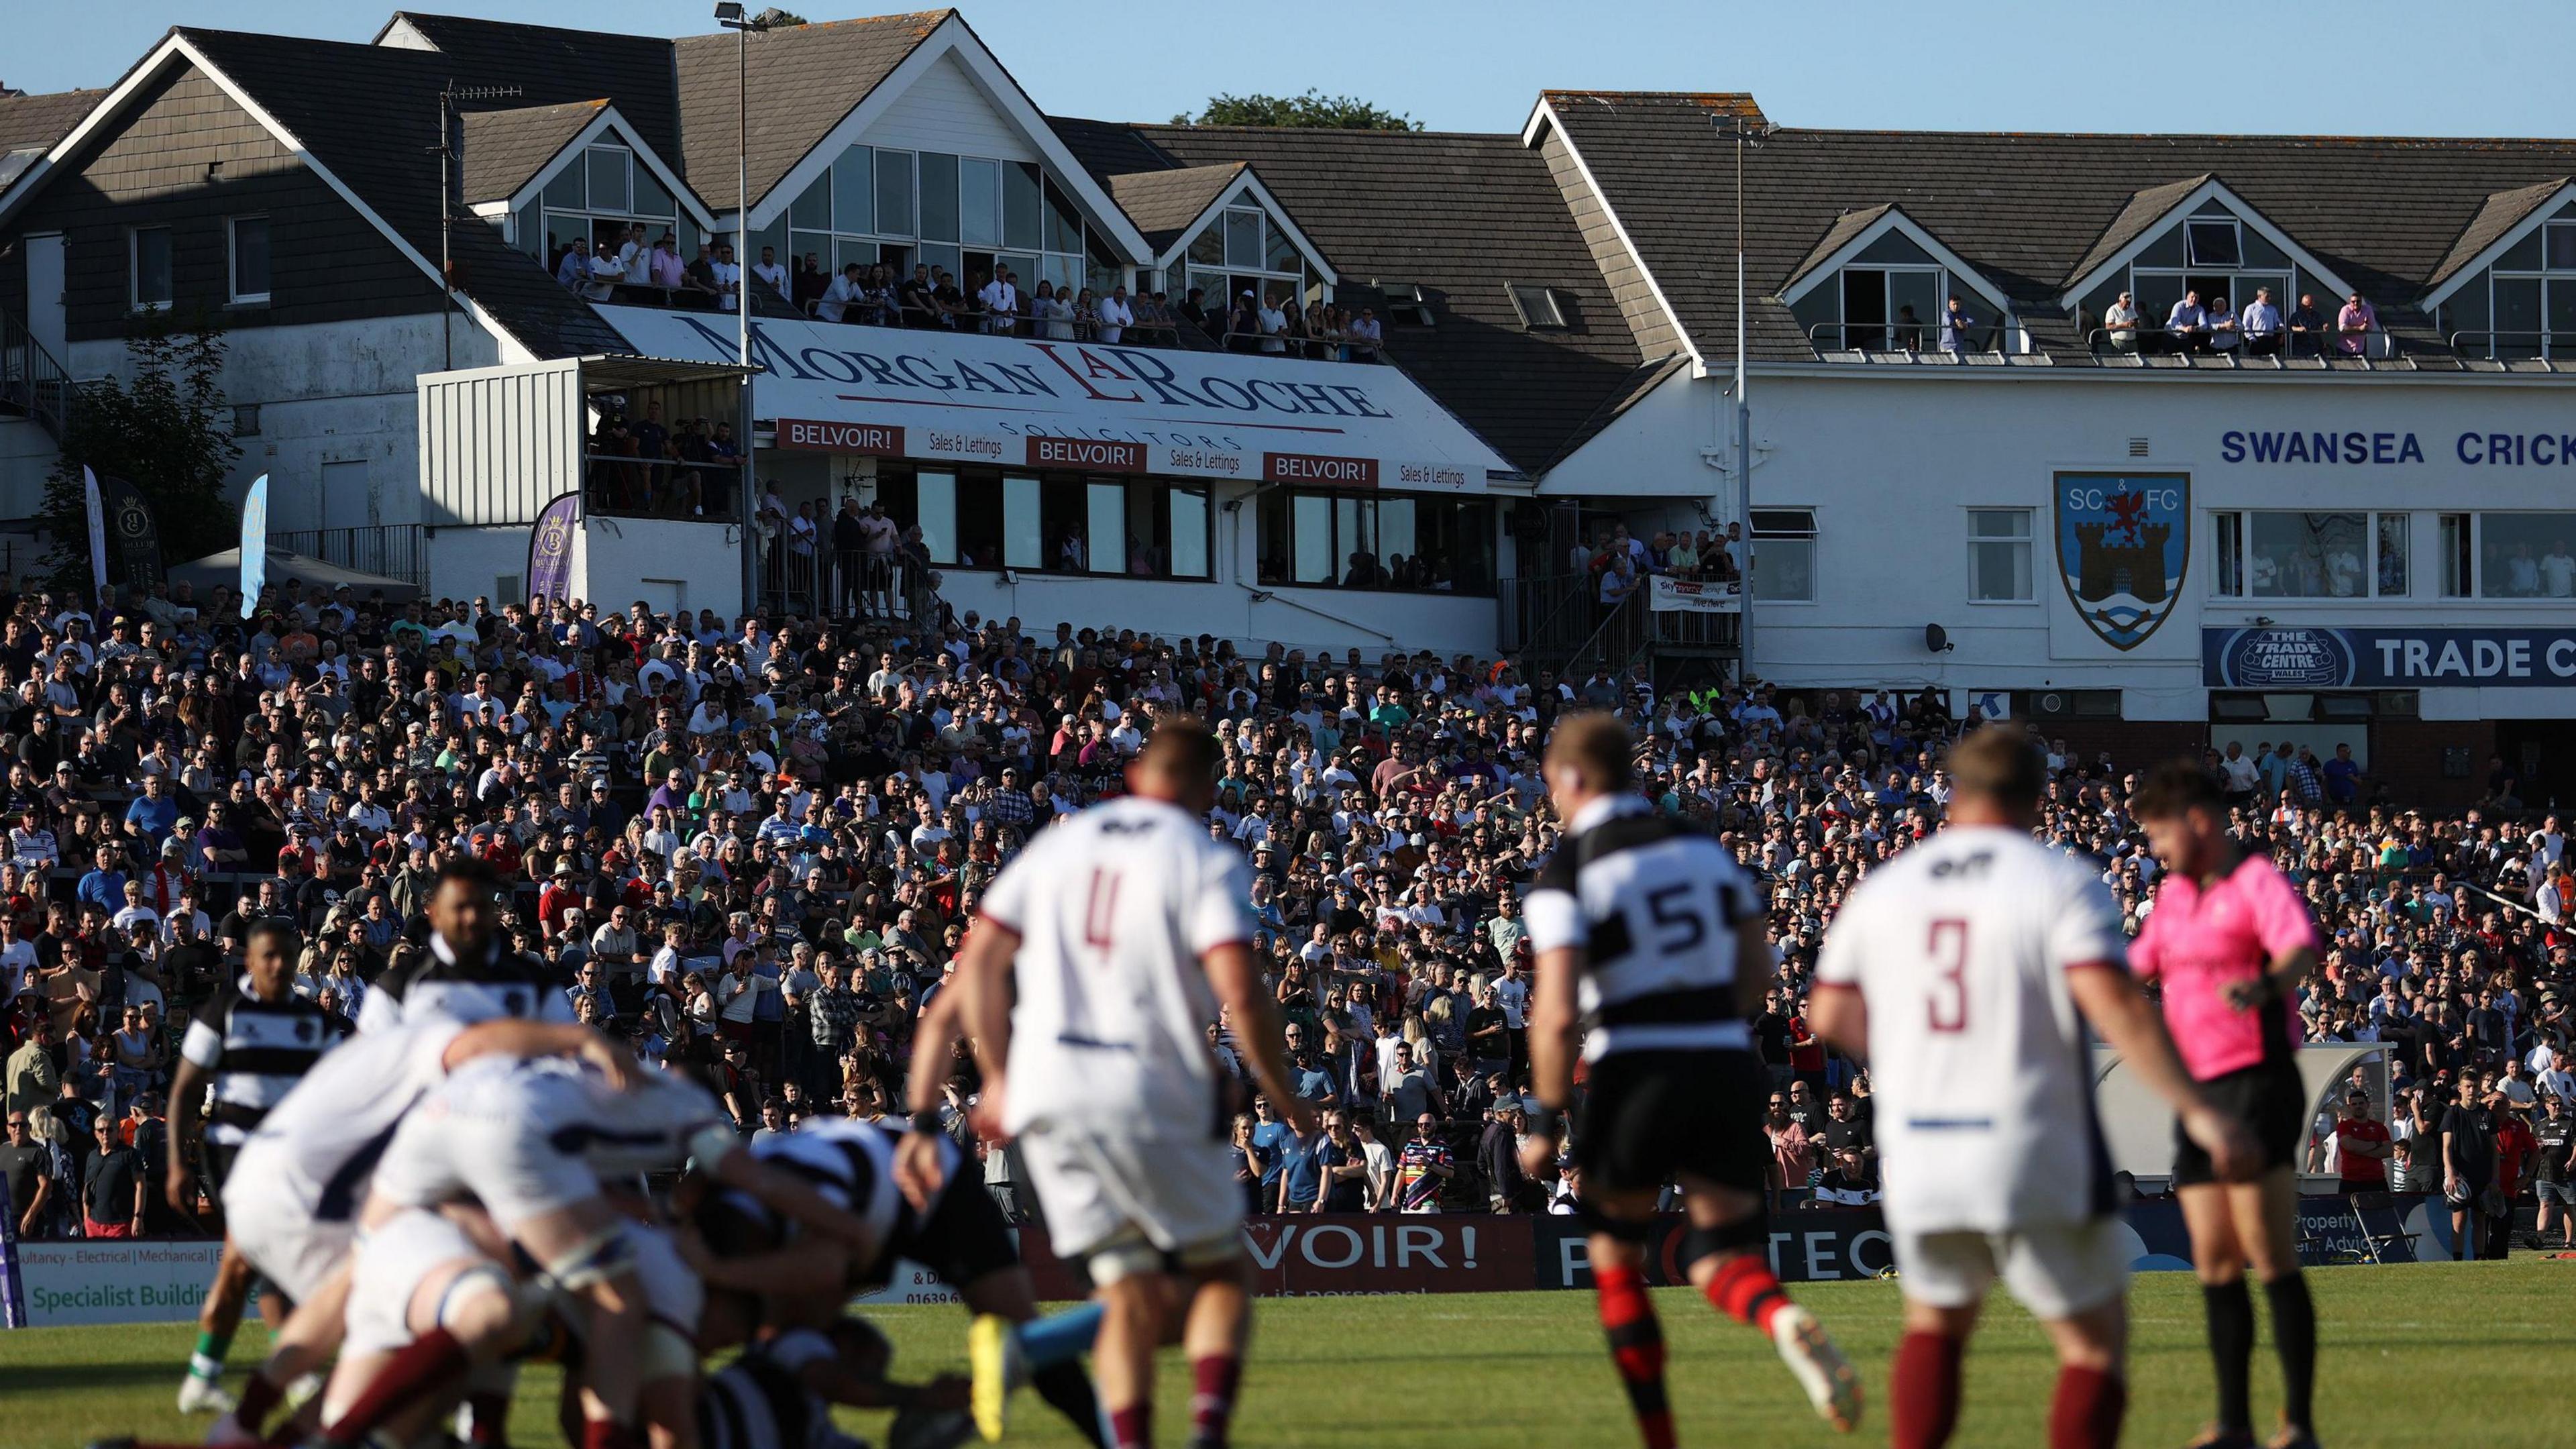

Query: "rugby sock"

xmin=1108 ymin=1403 xmax=1152 ymax=1449
xmin=1021 ymin=1303 xmax=1107 ymax=1368
xmin=2046 ymin=1364 xmax=2125 ymax=1449
xmin=1593 ymin=1260 xmax=1676 ymax=1449
xmin=1890 ymin=1330 xmax=1964 ymax=1449
xmin=1033 ymin=1361 xmax=1108 ymax=1448
xmin=190 ymin=1329 xmax=232 ymax=1383
xmin=2263 ymin=1271 xmax=2318 ymax=1432
xmin=233 ymin=1370 xmax=284 ymax=1437
xmin=314 ymin=1327 xmax=466 ymax=1447
xmin=464 ymin=1390 xmax=514 ymax=1447
xmin=1703 ymin=1253 xmax=1792 ymax=1336
xmin=2201 ymin=1278 xmax=2255 ymax=1434
xmin=1187 ymin=1354 xmax=1242 ymax=1448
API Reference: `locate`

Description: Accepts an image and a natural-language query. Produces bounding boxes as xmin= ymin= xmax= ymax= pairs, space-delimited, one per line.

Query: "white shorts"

xmin=1893 ymin=1218 xmax=2128 ymax=1320
xmin=629 ymin=1221 xmax=705 ymax=1340
xmin=347 ymin=1208 xmax=502 ymax=1356
xmin=1018 ymin=1127 xmax=1242 ymax=1263
xmin=370 ymin=1073 xmax=602 ymax=1231
xmin=223 ymin=1169 xmax=352 ymax=1306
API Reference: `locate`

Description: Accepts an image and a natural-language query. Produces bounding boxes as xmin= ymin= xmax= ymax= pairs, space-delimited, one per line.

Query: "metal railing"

xmin=2444 ymin=330 xmax=2576 ymax=363
xmin=754 ymin=542 xmax=940 ymax=624
xmin=270 ymin=524 xmax=427 ymax=588
xmin=2088 ymin=323 xmax=2390 ymax=360
xmin=0 ymin=299 xmax=72 ymax=441
xmin=1807 ymin=321 xmax=2008 ymax=354
xmin=581 ymin=453 xmax=743 ymax=523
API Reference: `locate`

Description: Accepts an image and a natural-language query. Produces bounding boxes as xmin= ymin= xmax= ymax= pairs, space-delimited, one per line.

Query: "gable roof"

xmin=2422 ymin=177 xmax=2576 ymax=303
xmin=0 ymin=88 xmax=101 ymax=191
xmin=2055 ymin=174 xmax=2359 ymax=311
xmin=1534 ymin=95 xmax=2576 ymax=362
xmin=377 ymin=12 xmax=683 ymax=166
xmin=2063 ymin=174 xmax=2210 ymax=286
xmin=1777 ymin=202 xmax=2015 ymax=317
xmin=671 ymin=11 xmax=947 ymax=213
xmin=1785 ymin=203 xmax=1891 ymax=284
xmin=1105 ymin=162 xmax=1244 ymax=252
xmin=460 ymin=99 xmax=608 ymax=205
xmin=1057 ymin=119 xmax=1646 ymax=474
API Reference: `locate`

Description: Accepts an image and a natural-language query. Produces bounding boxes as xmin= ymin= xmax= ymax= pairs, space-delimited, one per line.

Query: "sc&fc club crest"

xmin=2056 ymin=473 xmax=2188 ymax=651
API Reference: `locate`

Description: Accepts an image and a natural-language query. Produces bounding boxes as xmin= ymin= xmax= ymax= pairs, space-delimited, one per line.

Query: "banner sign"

xmin=98 ymin=474 xmax=165 ymax=589
xmin=527 ymin=491 xmax=579 ymax=605
xmin=237 ymin=474 xmax=269 ymax=620
xmin=1649 ymin=576 xmax=1743 ymax=614
xmin=13 ymin=1240 xmax=225 ymax=1327
xmin=82 ymin=465 xmax=108 ymax=600
xmin=2205 ymin=625 xmax=2576 ymax=688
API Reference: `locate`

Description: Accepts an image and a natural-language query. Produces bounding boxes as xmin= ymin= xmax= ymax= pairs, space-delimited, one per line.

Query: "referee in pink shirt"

xmin=2131 ymin=763 xmax=2324 ymax=1449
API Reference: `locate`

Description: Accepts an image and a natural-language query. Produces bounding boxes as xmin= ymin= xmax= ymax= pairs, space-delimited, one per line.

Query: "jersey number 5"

xmin=1926 ymin=918 xmax=1970 ymax=1032
xmin=1083 ymin=868 xmax=1122 ymax=955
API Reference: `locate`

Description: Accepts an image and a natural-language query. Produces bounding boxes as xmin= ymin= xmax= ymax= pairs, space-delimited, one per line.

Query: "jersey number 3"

xmin=1926 ymin=918 xmax=1970 ymax=1032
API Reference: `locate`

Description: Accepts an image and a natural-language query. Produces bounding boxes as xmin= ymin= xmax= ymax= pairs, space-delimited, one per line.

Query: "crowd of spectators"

xmin=0 ymin=566 xmax=2567 ymax=1248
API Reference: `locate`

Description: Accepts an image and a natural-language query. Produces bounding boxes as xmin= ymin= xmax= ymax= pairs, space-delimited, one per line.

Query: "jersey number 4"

xmin=1926 ymin=918 xmax=1970 ymax=1032
xmin=1083 ymin=869 xmax=1122 ymax=955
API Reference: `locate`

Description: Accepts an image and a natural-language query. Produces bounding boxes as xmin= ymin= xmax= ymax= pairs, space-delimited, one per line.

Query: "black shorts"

xmin=202 ymin=1134 xmax=247 ymax=1201
xmin=2171 ymin=1057 xmax=2308 ymax=1187
xmin=1572 ymin=1048 xmax=1770 ymax=1196
xmin=884 ymin=1169 xmax=1021 ymax=1293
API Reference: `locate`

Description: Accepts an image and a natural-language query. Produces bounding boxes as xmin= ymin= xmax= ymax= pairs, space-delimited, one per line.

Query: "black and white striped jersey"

xmin=696 ymin=1328 xmax=841 ymax=1449
xmin=356 ymin=936 xmax=574 ymax=1032
xmin=1524 ymin=794 xmax=1765 ymax=1060
xmin=180 ymin=977 xmax=337 ymax=1144
xmin=736 ymin=1117 xmax=959 ymax=1283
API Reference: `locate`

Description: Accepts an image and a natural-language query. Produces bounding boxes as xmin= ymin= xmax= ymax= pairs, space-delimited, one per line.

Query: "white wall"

xmin=858 ymin=52 xmax=1037 ymax=162
xmin=576 ymin=515 xmax=745 ymax=621
xmin=932 ymin=568 xmax=1494 ymax=656
xmin=425 ymin=524 xmax=532 ymax=606
xmin=0 ymin=416 xmax=56 ymax=523
xmin=1554 ymin=367 xmax=2576 ymax=714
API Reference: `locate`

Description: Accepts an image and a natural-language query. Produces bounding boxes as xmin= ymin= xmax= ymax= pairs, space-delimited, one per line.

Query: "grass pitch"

xmin=3 ymin=1260 xmax=2569 ymax=1448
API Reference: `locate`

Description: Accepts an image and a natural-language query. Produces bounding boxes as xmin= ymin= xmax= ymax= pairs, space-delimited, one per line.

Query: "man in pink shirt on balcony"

xmin=2131 ymin=763 xmax=2324 ymax=1449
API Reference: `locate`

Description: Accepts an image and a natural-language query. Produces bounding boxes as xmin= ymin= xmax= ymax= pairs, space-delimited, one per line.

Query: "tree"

xmin=40 ymin=309 xmax=241 ymax=594
xmin=1171 ymin=91 xmax=1421 ymax=131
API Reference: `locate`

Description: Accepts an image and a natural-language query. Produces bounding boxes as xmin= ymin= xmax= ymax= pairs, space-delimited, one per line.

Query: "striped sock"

xmin=1703 ymin=1253 xmax=1792 ymax=1336
xmin=1594 ymin=1260 xmax=1676 ymax=1449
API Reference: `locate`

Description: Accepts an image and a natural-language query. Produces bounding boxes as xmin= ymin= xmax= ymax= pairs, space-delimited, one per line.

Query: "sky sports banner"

xmin=596 ymin=305 xmax=1503 ymax=492
xmin=2206 ymin=625 xmax=2576 ymax=688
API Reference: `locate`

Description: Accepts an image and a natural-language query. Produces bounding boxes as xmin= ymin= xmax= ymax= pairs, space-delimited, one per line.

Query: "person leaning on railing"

xmin=2104 ymin=290 xmax=2141 ymax=352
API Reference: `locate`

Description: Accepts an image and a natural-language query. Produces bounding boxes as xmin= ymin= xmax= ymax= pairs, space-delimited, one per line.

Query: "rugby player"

xmin=2130 ymin=763 xmax=2324 ymax=1449
xmin=1517 ymin=713 xmax=1859 ymax=1446
xmin=922 ymin=718 xmax=1307 ymax=1449
xmin=166 ymin=920 xmax=334 ymax=1415
xmin=1807 ymin=728 xmax=2255 ymax=1449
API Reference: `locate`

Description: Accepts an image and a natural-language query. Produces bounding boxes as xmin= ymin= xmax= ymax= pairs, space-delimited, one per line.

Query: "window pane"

xmin=543 ymin=163 xmax=584 ymax=210
xmin=1002 ymin=476 xmax=1042 ymax=568
xmin=1378 ymin=498 xmax=1417 ymax=567
xmin=515 ymin=201 xmax=541 ymax=257
xmin=919 ymin=153 xmax=959 ymax=241
xmin=1264 ymin=213 xmax=1297 ymax=274
xmin=2496 ymin=275 xmax=2541 ymax=354
xmin=2214 ymin=513 xmax=2244 ymax=596
xmin=2550 ymin=279 xmax=2576 ymax=358
xmin=2374 ymin=513 xmax=2409 ymax=597
xmin=1752 ymin=541 xmax=1814 ymax=602
xmin=1970 ymin=541 xmax=2029 ymax=602
xmin=1086 ymin=483 xmax=1125 ymax=576
xmin=791 ymin=230 xmax=830 ymax=276
xmin=790 ymin=173 xmax=830 ymax=231
xmin=1126 ymin=486 xmax=1162 ymax=576
xmin=874 ymin=150 xmax=914 ymax=235
xmin=1169 ymin=489 xmax=1208 ymax=578
xmin=633 ymin=167 xmax=673 ymax=218
xmin=1887 ymin=270 xmax=1939 ymax=341
xmin=2477 ymin=512 xmax=2576 ymax=597
xmin=830 ymin=147 xmax=872 ymax=234
xmin=2440 ymin=513 xmax=2471 ymax=597
xmin=586 ymin=148 xmax=629 ymax=214
xmin=1336 ymin=496 xmax=1368 ymax=582
xmin=833 ymin=237 xmax=875 ymax=276
xmin=133 ymin=227 xmax=172 ymax=307
xmin=955 ymin=475 xmax=1003 ymax=568
xmin=1224 ymin=209 xmax=1261 ymax=268
xmin=230 ymin=217 xmax=270 ymax=299
xmin=2186 ymin=220 xmax=2241 ymax=267
xmin=2247 ymin=511 xmax=2365 ymax=598
xmin=1044 ymin=176 xmax=1082 ymax=255
xmin=918 ymin=243 xmax=961 ymax=281
xmin=916 ymin=471 xmax=957 ymax=564
xmin=959 ymin=157 xmax=1000 ymax=248
xmin=1004 ymin=162 xmax=1041 ymax=252
xmin=2549 ymin=224 xmax=2576 ymax=271
xmin=1967 ymin=507 xmax=2027 ymax=539
xmin=1292 ymin=494 xmax=1334 ymax=584
xmin=1187 ymin=224 xmax=1224 ymax=266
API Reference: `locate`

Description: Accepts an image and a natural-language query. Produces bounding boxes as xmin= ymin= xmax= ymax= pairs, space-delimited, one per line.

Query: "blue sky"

xmin=11 ymin=0 xmax=2575 ymax=140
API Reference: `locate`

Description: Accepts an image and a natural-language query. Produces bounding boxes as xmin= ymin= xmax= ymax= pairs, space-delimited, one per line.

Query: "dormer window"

xmin=2064 ymin=178 xmax=2364 ymax=358
xmin=1507 ymin=284 xmax=1566 ymax=330
xmin=2186 ymin=218 xmax=2241 ymax=268
xmin=1779 ymin=204 xmax=2018 ymax=355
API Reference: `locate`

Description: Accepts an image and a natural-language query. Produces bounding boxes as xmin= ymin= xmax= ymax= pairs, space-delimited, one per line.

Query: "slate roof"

xmin=1539 ymin=95 xmax=2576 ymax=365
xmin=2426 ymin=177 xmax=2571 ymax=292
xmin=2063 ymin=174 xmax=2210 ymax=288
xmin=379 ymin=13 xmax=682 ymax=166
xmin=1105 ymin=162 xmax=1244 ymax=254
xmin=175 ymin=28 xmax=631 ymax=358
xmin=671 ymin=11 xmax=945 ymax=211
xmin=1782 ymin=203 xmax=1892 ymax=291
xmin=0 ymin=87 xmax=105 ymax=191
xmin=459 ymin=99 xmax=607 ymax=205
xmin=1057 ymin=119 xmax=1648 ymax=475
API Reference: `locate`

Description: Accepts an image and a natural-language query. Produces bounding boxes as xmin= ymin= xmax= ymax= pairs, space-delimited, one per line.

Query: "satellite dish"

xmin=1925 ymin=623 xmax=1952 ymax=653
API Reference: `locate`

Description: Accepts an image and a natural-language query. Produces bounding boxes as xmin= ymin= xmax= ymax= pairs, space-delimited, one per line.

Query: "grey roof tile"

xmin=672 ymin=11 xmax=945 ymax=211
xmin=460 ymin=99 xmax=607 ymax=205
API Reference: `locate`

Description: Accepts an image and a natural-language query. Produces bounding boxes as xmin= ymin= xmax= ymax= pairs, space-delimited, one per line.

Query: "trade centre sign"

xmin=2205 ymin=625 xmax=2576 ymax=688
xmin=602 ymin=306 xmax=1502 ymax=490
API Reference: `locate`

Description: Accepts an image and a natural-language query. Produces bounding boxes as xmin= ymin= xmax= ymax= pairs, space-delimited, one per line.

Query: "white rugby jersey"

xmin=1813 ymin=824 xmax=2125 ymax=1234
xmin=978 ymin=794 xmax=1253 ymax=1137
xmin=1523 ymin=795 xmax=1763 ymax=1060
xmin=226 ymin=1018 xmax=467 ymax=1224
